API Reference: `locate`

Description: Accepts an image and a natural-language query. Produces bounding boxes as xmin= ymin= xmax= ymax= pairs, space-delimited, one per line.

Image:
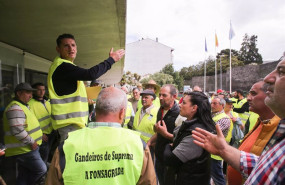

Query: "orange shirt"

xmin=227 ymin=115 xmax=280 ymax=185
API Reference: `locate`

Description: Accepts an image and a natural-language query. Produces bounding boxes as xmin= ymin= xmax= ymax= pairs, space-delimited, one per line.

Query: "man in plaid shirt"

xmin=192 ymin=55 xmax=285 ymax=184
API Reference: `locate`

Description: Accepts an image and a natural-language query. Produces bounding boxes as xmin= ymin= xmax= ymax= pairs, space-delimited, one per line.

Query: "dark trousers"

xmin=210 ymin=159 xmax=226 ymax=185
xmin=155 ymin=158 xmax=168 ymax=185
xmin=16 ymin=148 xmax=47 ymax=185
xmin=39 ymin=130 xmax=57 ymax=165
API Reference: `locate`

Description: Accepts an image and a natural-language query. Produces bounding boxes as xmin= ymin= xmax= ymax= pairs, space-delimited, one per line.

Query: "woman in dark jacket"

xmin=159 ymin=91 xmax=215 ymax=185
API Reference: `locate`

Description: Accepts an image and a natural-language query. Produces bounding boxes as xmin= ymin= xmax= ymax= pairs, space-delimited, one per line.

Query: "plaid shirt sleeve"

xmin=240 ymin=151 xmax=259 ymax=178
xmin=215 ymin=117 xmax=231 ymax=137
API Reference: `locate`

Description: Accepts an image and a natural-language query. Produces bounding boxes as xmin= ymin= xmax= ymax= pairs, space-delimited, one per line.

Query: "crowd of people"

xmin=0 ymin=33 xmax=284 ymax=185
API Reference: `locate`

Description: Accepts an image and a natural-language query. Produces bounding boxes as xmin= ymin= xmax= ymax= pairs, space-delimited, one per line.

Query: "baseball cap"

xmin=217 ymin=89 xmax=223 ymax=94
xmin=225 ymin=98 xmax=234 ymax=103
xmin=140 ymin=89 xmax=156 ymax=99
xmin=14 ymin=82 xmax=36 ymax=93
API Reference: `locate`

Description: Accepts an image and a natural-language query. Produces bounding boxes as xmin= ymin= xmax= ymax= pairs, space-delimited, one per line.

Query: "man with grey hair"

xmin=210 ymin=96 xmax=231 ymax=185
xmin=46 ymin=87 xmax=157 ymax=185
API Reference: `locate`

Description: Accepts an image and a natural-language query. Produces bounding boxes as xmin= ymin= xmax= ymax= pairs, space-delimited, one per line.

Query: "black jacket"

xmin=155 ymin=101 xmax=180 ymax=162
xmin=172 ymin=119 xmax=211 ymax=185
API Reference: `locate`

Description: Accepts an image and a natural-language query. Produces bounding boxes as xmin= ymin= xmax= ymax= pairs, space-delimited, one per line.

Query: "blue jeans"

xmin=39 ymin=131 xmax=57 ymax=165
xmin=15 ymin=147 xmax=47 ymax=185
xmin=210 ymin=159 xmax=226 ymax=185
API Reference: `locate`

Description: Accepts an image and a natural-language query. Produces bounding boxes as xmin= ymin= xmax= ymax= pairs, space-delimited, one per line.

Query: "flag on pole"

xmin=229 ymin=21 xmax=235 ymax=40
xmin=215 ymin=33 xmax=219 ymax=47
xmin=205 ymin=38 xmax=208 ymax=52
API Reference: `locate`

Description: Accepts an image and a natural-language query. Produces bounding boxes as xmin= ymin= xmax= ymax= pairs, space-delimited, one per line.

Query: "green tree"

xmin=173 ymin=71 xmax=184 ymax=91
xmin=161 ymin=63 xmax=175 ymax=76
xmin=160 ymin=63 xmax=184 ymax=90
xmin=216 ymin=49 xmax=244 ymax=73
xmin=238 ymin=34 xmax=263 ymax=64
xmin=140 ymin=73 xmax=174 ymax=87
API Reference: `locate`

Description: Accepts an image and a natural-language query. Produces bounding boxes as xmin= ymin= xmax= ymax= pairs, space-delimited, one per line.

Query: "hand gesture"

xmin=155 ymin=120 xmax=168 ymax=137
xmin=109 ymin=48 xmax=125 ymax=62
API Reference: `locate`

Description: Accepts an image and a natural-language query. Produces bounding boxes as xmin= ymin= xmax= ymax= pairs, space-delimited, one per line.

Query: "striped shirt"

xmin=212 ymin=111 xmax=231 ymax=138
xmin=240 ymin=119 xmax=285 ymax=184
xmin=5 ymin=103 xmax=34 ymax=145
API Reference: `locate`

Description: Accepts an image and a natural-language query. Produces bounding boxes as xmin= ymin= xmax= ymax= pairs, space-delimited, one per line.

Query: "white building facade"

xmin=124 ymin=38 xmax=174 ymax=76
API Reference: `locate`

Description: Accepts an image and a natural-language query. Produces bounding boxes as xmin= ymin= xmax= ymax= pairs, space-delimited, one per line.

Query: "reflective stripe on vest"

xmin=28 ymin=99 xmax=53 ymax=134
xmin=51 ymin=111 xmax=89 ymax=120
xmin=50 ymin=96 xmax=88 ymax=104
xmin=5 ymin=136 xmax=42 ymax=149
xmin=48 ymin=56 xmax=88 ymax=130
xmin=135 ymin=130 xmax=153 ymax=138
xmin=5 ymin=125 xmax=41 ymax=136
xmin=133 ymin=106 xmax=158 ymax=143
xmin=38 ymin=115 xmax=50 ymax=122
xmin=41 ymin=122 xmax=52 ymax=131
xmin=3 ymin=101 xmax=43 ymax=156
xmin=62 ymin=127 xmax=144 ymax=185
xmin=212 ymin=112 xmax=231 ymax=161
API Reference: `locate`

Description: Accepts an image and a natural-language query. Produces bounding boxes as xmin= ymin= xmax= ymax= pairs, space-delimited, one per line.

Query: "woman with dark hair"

xmin=157 ymin=91 xmax=215 ymax=185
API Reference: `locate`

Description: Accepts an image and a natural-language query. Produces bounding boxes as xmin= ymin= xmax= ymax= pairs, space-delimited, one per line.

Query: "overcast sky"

xmin=126 ymin=0 xmax=285 ymax=70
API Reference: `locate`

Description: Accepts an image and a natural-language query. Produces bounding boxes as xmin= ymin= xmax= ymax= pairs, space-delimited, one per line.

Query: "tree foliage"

xmin=120 ymin=71 xmax=141 ymax=86
xmin=140 ymin=72 xmax=174 ymax=87
xmin=159 ymin=64 xmax=184 ymax=90
xmin=238 ymin=34 xmax=263 ymax=64
xmin=179 ymin=49 xmax=245 ymax=81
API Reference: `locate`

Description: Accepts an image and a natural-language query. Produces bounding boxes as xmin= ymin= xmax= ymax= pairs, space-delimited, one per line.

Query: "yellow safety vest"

xmin=62 ymin=126 xmax=144 ymax=185
xmin=123 ymin=101 xmax=134 ymax=128
xmin=234 ymin=98 xmax=250 ymax=124
xmin=133 ymin=106 xmax=159 ymax=143
xmin=48 ymin=56 xmax=88 ymax=130
xmin=28 ymin=98 xmax=53 ymax=134
xmin=3 ymin=101 xmax=43 ymax=157
xmin=248 ymin=111 xmax=259 ymax=132
xmin=211 ymin=112 xmax=231 ymax=161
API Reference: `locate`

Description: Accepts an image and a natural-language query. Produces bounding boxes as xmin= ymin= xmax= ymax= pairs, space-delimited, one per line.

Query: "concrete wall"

xmin=185 ymin=61 xmax=278 ymax=92
xmin=124 ymin=38 xmax=173 ymax=76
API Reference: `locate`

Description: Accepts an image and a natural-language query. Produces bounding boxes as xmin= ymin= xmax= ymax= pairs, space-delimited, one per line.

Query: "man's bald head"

xmin=96 ymin=87 xmax=127 ymax=115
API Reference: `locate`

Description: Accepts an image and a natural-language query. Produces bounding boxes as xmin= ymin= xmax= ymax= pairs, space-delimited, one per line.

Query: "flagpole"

xmin=204 ymin=52 xmax=206 ymax=93
xmin=229 ymin=20 xmax=235 ymax=93
xmin=215 ymin=32 xmax=217 ymax=93
xmin=230 ymin=40 xmax=232 ymax=93
xmin=204 ymin=38 xmax=207 ymax=93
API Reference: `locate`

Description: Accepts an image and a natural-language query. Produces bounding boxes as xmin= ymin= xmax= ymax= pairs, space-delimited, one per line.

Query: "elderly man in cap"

xmin=192 ymin=54 xmax=285 ymax=184
xmin=133 ymin=89 xmax=159 ymax=159
xmin=3 ymin=82 xmax=46 ymax=185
